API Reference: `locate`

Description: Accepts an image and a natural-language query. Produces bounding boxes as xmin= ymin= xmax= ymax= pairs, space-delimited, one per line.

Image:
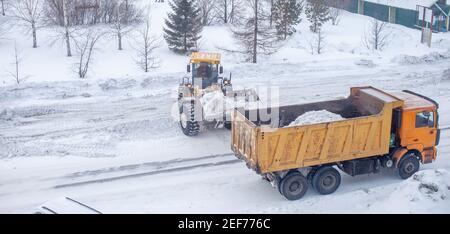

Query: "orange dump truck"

xmin=231 ymin=87 xmax=440 ymax=200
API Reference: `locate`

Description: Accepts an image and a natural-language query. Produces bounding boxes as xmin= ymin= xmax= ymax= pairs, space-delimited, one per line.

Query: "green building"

xmin=327 ymin=0 xmax=450 ymax=32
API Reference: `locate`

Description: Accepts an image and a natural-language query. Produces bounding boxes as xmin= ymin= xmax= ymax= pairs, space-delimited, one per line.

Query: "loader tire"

xmin=180 ymin=103 xmax=200 ymax=137
xmin=312 ymin=166 xmax=341 ymax=195
xmin=279 ymin=172 xmax=308 ymax=201
xmin=397 ymin=153 xmax=420 ymax=180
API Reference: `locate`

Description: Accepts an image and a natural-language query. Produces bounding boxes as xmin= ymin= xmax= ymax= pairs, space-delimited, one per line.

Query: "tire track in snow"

xmin=54 ymin=127 xmax=450 ymax=189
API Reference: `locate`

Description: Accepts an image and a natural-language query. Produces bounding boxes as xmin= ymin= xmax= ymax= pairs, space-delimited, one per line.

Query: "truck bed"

xmin=231 ymin=87 xmax=404 ymax=174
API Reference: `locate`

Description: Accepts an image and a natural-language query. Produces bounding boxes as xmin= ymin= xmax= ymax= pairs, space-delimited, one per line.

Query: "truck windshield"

xmin=416 ymin=111 xmax=434 ymax=128
xmin=192 ymin=62 xmax=219 ymax=88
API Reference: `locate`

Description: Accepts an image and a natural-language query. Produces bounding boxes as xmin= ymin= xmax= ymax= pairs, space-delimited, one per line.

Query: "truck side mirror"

xmin=219 ymin=66 xmax=224 ymax=74
xmin=187 ymin=65 xmax=191 ymax=73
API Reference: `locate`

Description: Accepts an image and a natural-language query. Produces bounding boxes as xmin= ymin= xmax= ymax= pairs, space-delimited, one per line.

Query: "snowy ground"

xmin=1 ymin=2 xmax=450 ymax=213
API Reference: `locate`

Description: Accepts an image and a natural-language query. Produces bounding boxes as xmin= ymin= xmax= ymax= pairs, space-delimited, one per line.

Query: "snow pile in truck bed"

xmin=287 ymin=110 xmax=345 ymax=127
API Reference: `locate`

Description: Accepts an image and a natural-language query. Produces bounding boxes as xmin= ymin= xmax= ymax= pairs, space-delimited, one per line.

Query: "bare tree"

xmin=10 ymin=0 xmax=44 ymax=48
xmin=309 ymin=29 xmax=325 ymax=54
xmin=7 ymin=42 xmax=29 ymax=85
xmin=63 ymin=0 xmax=72 ymax=56
xmin=215 ymin=0 xmax=242 ymax=24
xmin=231 ymin=0 xmax=277 ymax=63
xmin=133 ymin=18 xmax=160 ymax=73
xmin=198 ymin=0 xmax=216 ymax=26
xmin=0 ymin=15 xmax=9 ymax=40
xmin=362 ymin=18 xmax=391 ymax=51
xmin=329 ymin=0 xmax=341 ymax=26
xmin=73 ymin=27 xmax=104 ymax=78
xmin=110 ymin=0 xmax=143 ymax=50
xmin=1 ymin=0 xmax=7 ymax=16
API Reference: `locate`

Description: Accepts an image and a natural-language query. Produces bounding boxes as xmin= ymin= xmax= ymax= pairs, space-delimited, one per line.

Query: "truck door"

xmin=410 ymin=110 xmax=437 ymax=148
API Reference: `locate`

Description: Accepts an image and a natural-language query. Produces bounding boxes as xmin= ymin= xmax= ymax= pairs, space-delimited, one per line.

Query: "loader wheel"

xmin=312 ymin=166 xmax=341 ymax=195
xmin=279 ymin=172 xmax=308 ymax=201
xmin=180 ymin=104 xmax=200 ymax=137
xmin=397 ymin=153 xmax=420 ymax=180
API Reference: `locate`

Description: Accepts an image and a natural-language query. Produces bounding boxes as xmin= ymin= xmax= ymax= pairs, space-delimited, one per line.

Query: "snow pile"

xmin=98 ymin=79 xmax=137 ymax=91
xmin=442 ymin=69 xmax=450 ymax=82
xmin=200 ymin=91 xmax=228 ymax=119
xmin=287 ymin=110 xmax=345 ymax=127
xmin=392 ymin=50 xmax=450 ymax=65
xmin=355 ymin=59 xmax=375 ymax=68
xmin=200 ymin=91 xmax=259 ymax=119
xmin=0 ymin=108 xmax=14 ymax=121
xmin=369 ymin=169 xmax=450 ymax=213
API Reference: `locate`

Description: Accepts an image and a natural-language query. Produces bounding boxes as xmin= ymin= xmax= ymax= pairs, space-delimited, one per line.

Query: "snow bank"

xmin=287 ymin=110 xmax=345 ymax=127
xmin=392 ymin=50 xmax=450 ymax=65
xmin=443 ymin=69 xmax=450 ymax=82
xmin=369 ymin=169 xmax=450 ymax=213
xmin=0 ymin=108 xmax=14 ymax=121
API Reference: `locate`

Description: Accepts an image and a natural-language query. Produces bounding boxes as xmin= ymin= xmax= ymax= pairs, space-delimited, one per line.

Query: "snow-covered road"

xmin=1 ymin=53 xmax=450 ymax=213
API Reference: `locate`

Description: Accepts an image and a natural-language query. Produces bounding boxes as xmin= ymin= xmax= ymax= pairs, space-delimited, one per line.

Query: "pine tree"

xmin=305 ymin=0 xmax=330 ymax=33
xmin=272 ymin=0 xmax=303 ymax=40
xmin=231 ymin=0 xmax=277 ymax=63
xmin=163 ymin=0 xmax=202 ymax=54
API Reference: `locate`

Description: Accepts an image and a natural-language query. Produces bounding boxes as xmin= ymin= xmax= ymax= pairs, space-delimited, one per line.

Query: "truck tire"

xmin=397 ymin=153 xmax=420 ymax=179
xmin=224 ymin=122 xmax=232 ymax=130
xmin=180 ymin=103 xmax=200 ymax=136
xmin=279 ymin=172 xmax=308 ymax=201
xmin=312 ymin=166 xmax=341 ymax=195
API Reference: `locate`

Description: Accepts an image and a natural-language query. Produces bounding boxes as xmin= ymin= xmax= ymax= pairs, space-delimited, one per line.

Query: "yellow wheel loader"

xmin=178 ymin=52 xmax=258 ymax=136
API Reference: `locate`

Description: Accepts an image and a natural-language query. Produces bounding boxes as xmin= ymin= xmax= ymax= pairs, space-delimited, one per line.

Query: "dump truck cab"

xmin=391 ymin=90 xmax=440 ymax=165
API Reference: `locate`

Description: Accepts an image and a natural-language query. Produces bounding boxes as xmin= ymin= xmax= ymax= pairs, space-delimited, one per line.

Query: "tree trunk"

xmin=184 ymin=32 xmax=187 ymax=53
xmin=118 ymin=32 xmax=123 ymax=50
xmin=269 ymin=0 xmax=273 ymax=27
xmin=32 ymin=22 xmax=37 ymax=48
xmin=1 ymin=0 xmax=5 ymax=16
xmin=252 ymin=0 xmax=258 ymax=63
xmin=63 ymin=0 xmax=72 ymax=57
xmin=224 ymin=0 xmax=228 ymax=24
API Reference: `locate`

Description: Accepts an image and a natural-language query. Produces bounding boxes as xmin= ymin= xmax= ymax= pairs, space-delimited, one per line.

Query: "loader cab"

xmin=393 ymin=91 xmax=440 ymax=163
xmin=185 ymin=52 xmax=224 ymax=89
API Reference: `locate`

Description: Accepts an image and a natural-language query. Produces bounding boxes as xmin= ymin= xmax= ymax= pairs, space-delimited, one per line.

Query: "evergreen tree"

xmin=163 ymin=0 xmax=203 ymax=54
xmin=305 ymin=0 xmax=330 ymax=33
xmin=272 ymin=0 xmax=303 ymax=40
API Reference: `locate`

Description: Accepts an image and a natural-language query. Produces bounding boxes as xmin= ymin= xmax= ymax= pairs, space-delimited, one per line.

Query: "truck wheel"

xmin=312 ymin=166 xmax=341 ymax=195
xmin=397 ymin=153 xmax=420 ymax=179
xmin=180 ymin=104 xmax=200 ymax=136
xmin=279 ymin=172 xmax=308 ymax=201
